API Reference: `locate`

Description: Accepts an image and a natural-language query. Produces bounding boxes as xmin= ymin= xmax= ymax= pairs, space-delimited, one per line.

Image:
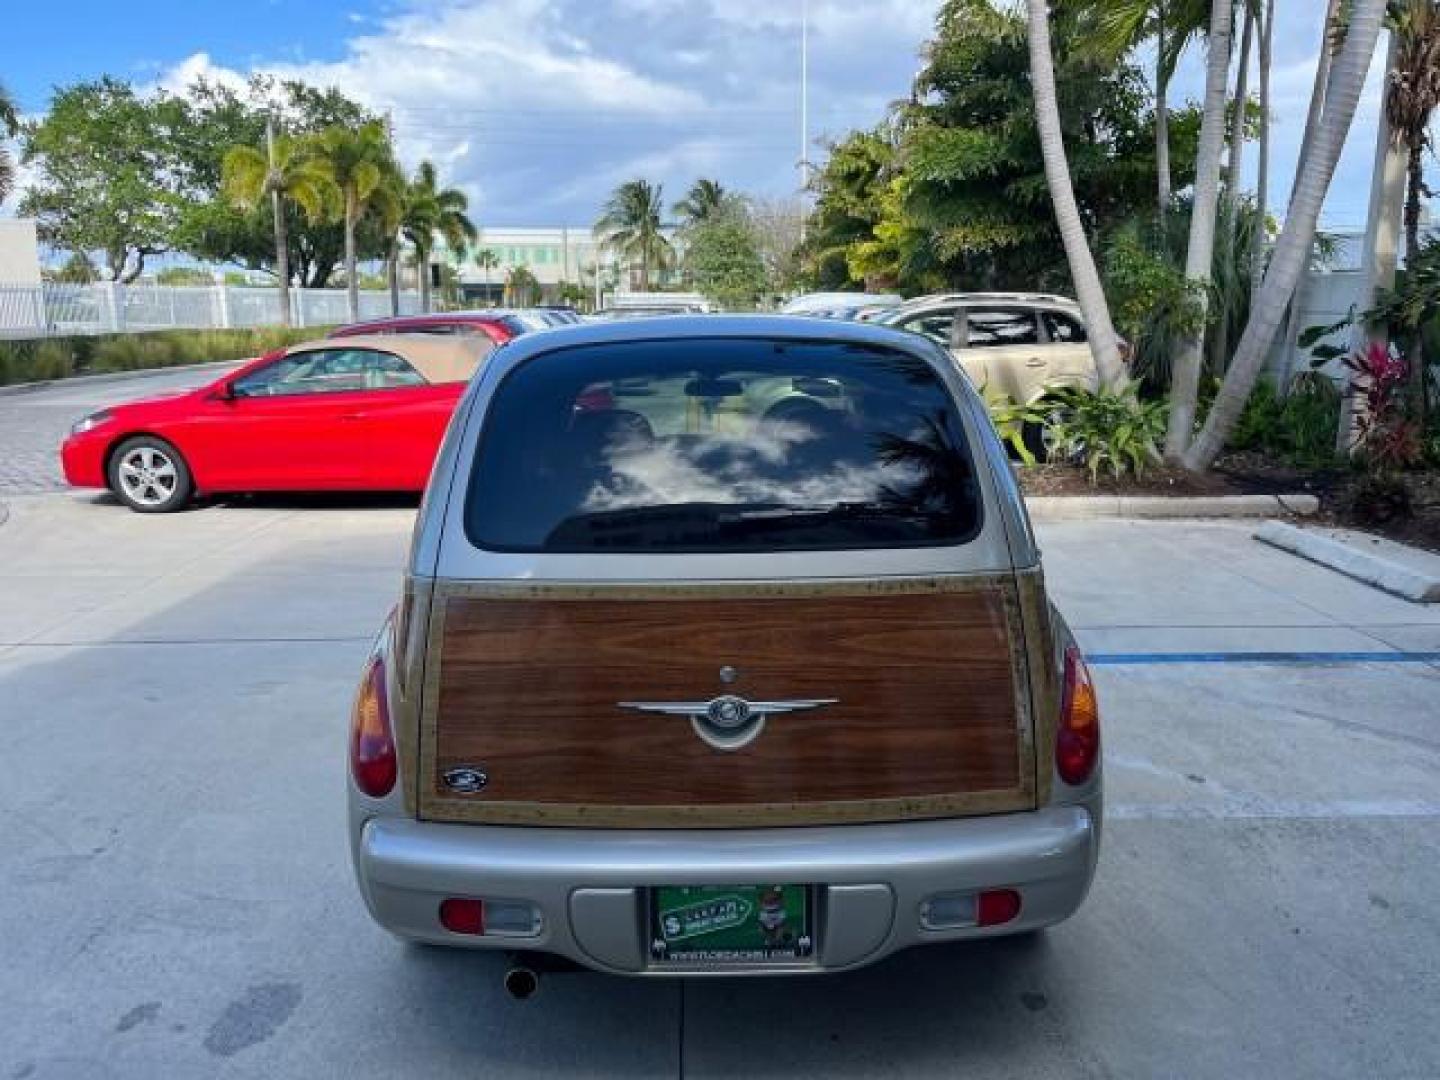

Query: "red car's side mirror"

xmin=208 ymin=383 xmax=236 ymax=402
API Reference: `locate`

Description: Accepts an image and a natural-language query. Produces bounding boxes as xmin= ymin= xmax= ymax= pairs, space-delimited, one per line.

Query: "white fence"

xmin=1266 ymin=269 xmax=1365 ymax=384
xmin=0 ymin=282 xmax=423 ymax=338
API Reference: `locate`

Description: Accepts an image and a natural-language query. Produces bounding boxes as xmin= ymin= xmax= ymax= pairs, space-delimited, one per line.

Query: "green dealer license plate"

xmin=650 ymin=885 xmax=813 ymax=966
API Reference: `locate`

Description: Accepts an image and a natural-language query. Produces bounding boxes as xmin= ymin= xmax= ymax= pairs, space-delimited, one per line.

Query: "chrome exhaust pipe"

xmin=503 ymin=965 xmax=539 ymax=1000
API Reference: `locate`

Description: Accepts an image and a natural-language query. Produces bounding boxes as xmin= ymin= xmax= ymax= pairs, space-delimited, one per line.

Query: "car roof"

xmin=894 ymin=292 xmax=1081 ymax=310
xmin=782 ymin=292 xmax=904 ymax=313
xmin=480 ymin=314 xmax=958 ymax=371
xmin=336 ymin=311 xmax=508 ymax=329
xmin=288 ymin=332 xmax=495 ymax=384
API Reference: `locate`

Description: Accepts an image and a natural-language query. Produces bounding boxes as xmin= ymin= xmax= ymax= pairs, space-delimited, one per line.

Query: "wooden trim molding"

xmin=417 ymin=574 xmax=1038 ymax=828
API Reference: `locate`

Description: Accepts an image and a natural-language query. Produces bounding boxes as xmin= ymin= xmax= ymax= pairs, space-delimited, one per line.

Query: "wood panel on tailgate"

xmin=417 ymin=577 xmax=1035 ymax=827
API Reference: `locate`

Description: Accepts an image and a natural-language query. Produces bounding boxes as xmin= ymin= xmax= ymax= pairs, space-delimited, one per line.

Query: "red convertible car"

xmin=329 ymin=310 xmax=525 ymax=343
xmin=61 ymin=334 xmax=495 ymax=512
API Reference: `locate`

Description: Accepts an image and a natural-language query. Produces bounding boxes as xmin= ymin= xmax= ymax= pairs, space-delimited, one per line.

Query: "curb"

xmin=1255 ymin=521 xmax=1440 ymax=604
xmin=0 ymin=360 xmax=241 ymax=398
xmin=1026 ymin=493 xmax=1320 ymax=522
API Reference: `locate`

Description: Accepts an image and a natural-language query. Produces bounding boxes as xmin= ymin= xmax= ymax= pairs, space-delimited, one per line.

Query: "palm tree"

xmin=1250 ymin=0 xmax=1275 ymax=304
xmin=309 ymin=120 xmax=397 ymax=321
xmin=506 ymin=265 xmax=540 ymax=307
xmin=1079 ymin=0 xmax=1210 ymax=218
xmin=221 ymin=119 xmax=336 ymax=327
xmin=371 ymin=171 xmax=406 ymax=317
xmin=1280 ymin=0 xmax=1346 ymax=369
xmin=400 ymin=161 xmax=477 ymax=313
xmin=1163 ymin=0 xmax=1237 ymax=460
xmin=0 ymin=81 xmax=20 ymax=205
xmin=1183 ymin=0 xmax=1388 ymax=470
xmin=1384 ymin=0 xmax=1440 ymax=416
xmin=1210 ymin=0 xmax=1258 ymax=375
xmin=594 ymin=179 xmax=673 ymax=292
xmin=673 ymin=179 xmax=728 ymax=226
xmin=474 ymin=248 xmax=500 ymax=303
xmin=1026 ymin=0 xmax=1127 ymax=390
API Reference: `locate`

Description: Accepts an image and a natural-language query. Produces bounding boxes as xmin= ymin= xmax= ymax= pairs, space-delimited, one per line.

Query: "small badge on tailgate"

xmin=442 ymin=766 xmax=489 ymax=793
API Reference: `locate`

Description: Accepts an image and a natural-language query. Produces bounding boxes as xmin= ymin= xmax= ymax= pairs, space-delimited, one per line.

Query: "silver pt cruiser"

xmin=348 ymin=315 xmax=1101 ymax=989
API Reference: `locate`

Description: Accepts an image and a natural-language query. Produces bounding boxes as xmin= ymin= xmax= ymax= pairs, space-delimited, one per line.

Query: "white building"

xmin=0 ymin=219 xmax=43 ymax=285
xmin=434 ymin=226 xmax=682 ymax=306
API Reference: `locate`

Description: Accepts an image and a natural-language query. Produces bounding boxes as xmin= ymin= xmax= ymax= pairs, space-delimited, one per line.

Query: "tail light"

xmin=1056 ymin=645 xmax=1100 ymax=785
xmin=439 ymin=897 xmax=485 ymax=935
xmin=438 ymin=897 xmax=543 ymax=937
xmin=350 ymin=656 xmax=397 ymax=797
xmin=976 ymin=889 xmax=1022 ymax=927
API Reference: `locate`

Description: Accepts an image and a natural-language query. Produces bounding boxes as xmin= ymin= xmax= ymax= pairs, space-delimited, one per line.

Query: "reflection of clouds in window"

xmin=580 ymin=422 xmax=923 ymax=512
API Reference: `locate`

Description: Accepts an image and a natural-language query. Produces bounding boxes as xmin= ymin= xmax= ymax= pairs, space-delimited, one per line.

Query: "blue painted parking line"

xmin=1089 ymin=651 xmax=1440 ymax=666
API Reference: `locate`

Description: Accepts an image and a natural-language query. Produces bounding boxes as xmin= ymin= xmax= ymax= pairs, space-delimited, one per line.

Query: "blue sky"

xmin=1 ymin=1 xmax=1412 ymax=234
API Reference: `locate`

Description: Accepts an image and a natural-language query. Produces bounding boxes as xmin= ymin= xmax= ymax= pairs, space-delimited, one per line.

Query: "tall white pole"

xmin=799 ymin=0 xmax=809 ymax=241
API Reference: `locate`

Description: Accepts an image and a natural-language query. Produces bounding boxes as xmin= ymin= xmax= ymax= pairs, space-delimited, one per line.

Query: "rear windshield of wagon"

xmin=463 ymin=337 xmax=983 ymax=553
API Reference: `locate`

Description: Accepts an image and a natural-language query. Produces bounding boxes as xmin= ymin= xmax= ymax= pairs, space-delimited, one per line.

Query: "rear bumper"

xmin=353 ymin=800 xmax=1101 ymax=975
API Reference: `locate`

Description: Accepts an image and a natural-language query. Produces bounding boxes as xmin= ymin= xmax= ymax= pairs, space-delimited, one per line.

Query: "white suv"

xmin=877 ymin=293 xmax=1106 ymax=407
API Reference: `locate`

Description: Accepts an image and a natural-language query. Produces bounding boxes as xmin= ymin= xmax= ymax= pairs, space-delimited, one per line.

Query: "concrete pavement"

xmin=1 ymin=495 xmax=1438 ymax=1078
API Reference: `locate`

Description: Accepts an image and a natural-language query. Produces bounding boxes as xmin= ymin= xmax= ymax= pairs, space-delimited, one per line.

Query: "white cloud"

xmin=142 ymin=0 xmax=938 ymax=226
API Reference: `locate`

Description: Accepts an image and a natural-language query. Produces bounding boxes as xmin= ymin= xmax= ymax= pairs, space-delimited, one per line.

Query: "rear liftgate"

xmin=414 ymin=575 xmax=1040 ymax=829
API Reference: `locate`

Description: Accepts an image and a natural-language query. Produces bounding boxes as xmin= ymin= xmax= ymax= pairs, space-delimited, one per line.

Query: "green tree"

xmin=897 ymin=0 xmax=1198 ymax=291
xmin=400 ymin=161 xmax=477 ymax=313
xmin=51 ymin=252 xmax=98 ymax=284
xmin=19 ymin=78 xmax=176 ymax=281
xmin=474 ymin=248 xmax=501 ymax=301
xmin=309 ymin=120 xmax=398 ymax=321
xmin=155 ymin=267 xmax=215 ymax=285
xmin=221 ymin=123 xmax=336 ymax=326
xmin=1385 ymin=0 xmax=1440 ymax=418
xmin=164 ymin=77 xmax=385 ymax=288
xmin=1067 ymin=0 xmax=1210 ymax=217
xmin=802 ymin=126 xmax=905 ymax=289
xmin=594 ymin=179 xmax=673 ymax=291
xmin=0 ymin=81 xmax=18 ymax=204
xmin=673 ymin=179 xmax=728 ymax=226
xmin=505 ymin=265 xmax=540 ymax=307
xmin=685 ymin=205 xmax=768 ymax=309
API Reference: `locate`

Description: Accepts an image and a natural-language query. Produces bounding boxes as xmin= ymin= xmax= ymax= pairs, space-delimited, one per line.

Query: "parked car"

xmin=61 ymin=334 xmax=495 ymax=512
xmin=348 ymin=315 xmax=1101 ymax=987
xmin=781 ymin=291 xmax=903 ymax=315
xmin=589 ymin=305 xmax=706 ymax=321
xmin=332 ymin=311 xmax=522 ymax=344
xmin=534 ymin=307 xmax=584 ymax=325
xmin=876 ymin=292 xmax=1126 ymax=408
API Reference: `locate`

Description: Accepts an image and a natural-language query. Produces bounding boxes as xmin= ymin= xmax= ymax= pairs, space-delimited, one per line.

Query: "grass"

xmin=0 ymin=327 xmax=333 ymax=387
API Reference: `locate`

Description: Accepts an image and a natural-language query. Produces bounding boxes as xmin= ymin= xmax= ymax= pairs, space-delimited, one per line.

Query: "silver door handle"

xmin=1025 ymin=357 xmax=1046 ymax=367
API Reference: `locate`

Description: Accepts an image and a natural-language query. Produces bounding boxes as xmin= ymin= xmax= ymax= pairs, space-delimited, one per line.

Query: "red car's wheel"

xmin=107 ymin=436 xmax=194 ymax=513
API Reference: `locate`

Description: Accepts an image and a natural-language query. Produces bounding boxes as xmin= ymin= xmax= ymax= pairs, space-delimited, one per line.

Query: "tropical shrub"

xmin=1101 ymin=225 xmax=1206 ymax=390
xmin=1346 ymin=342 xmax=1423 ymax=473
xmin=981 ymin=386 xmax=1047 ymax=465
xmin=1228 ymin=372 xmax=1341 ymax=469
xmin=1041 ymin=385 xmax=1168 ymax=483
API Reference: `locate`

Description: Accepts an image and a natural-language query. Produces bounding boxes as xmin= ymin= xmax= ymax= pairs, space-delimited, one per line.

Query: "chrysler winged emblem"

xmin=618 ymin=694 xmax=837 ymax=750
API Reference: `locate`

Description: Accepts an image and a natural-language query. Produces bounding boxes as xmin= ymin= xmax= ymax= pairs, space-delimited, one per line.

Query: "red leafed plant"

xmin=1345 ymin=342 xmax=1423 ymax=472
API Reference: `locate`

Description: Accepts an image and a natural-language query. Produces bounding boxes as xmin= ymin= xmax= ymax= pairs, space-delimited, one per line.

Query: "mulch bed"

xmin=1019 ymin=454 xmax=1440 ymax=556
